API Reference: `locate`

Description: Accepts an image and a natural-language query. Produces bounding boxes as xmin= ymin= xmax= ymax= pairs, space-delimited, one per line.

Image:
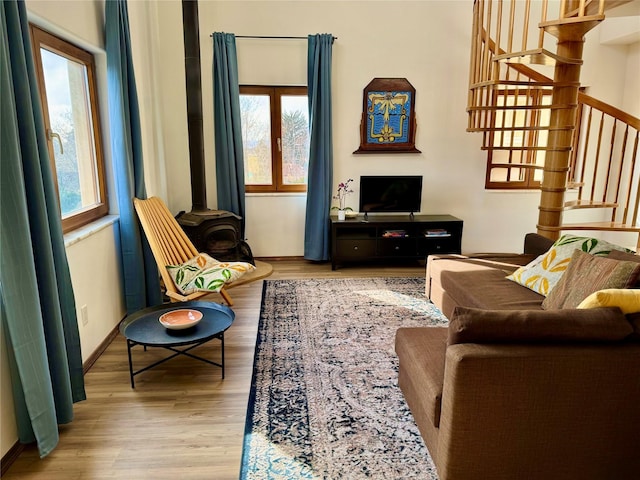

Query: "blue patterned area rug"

xmin=240 ymin=277 xmax=448 ymax=479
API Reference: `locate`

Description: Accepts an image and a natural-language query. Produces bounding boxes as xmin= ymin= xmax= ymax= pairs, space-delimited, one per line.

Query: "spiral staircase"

xmin=467 ymin=0 xmax=640 ymax=249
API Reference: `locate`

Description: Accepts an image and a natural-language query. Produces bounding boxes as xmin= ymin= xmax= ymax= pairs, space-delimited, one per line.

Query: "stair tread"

xmin=493 ymin=48 xmax=582 ymax=66
xmin=471 ymin=79 xmax=559 ymax=88
xmin=480 ymin=146 xmax=571 ymax=152
xmin=564 ymin=199 xmax=619 ymax=209
xmin=486 ymin=162 xmax=544 ymax=169
xmin=550 ymin=222 xmax=640 ymax=233
xmin=540 ymin=14 xmax=605 ymax=28
xmin=540 ymin=16 xmax=604 ymax=39
xmin=467 ymin=125 xmax=573 ymax=132
xmin=467 ymin=104 xmax=575 ymax=111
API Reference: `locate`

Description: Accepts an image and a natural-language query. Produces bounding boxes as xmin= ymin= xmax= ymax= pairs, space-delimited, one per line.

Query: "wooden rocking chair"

xmin=133 ymin=196 xmax=234 ymax=306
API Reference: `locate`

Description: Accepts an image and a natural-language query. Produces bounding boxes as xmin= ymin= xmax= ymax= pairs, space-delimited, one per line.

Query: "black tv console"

xmin=330 ymin=214 xmax=463 ymax=270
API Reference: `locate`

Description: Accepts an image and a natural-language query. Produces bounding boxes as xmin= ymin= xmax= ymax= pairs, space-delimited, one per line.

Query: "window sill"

xmin=485 ymin=189 xmax=541 ymax=193
xmin=64 ymin=215 xmax=118 ymax=248
xmin=246 ymin=192 xmax=307 ymax=198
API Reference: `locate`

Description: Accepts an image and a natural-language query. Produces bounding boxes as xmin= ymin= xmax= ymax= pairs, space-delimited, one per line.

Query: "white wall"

xmin=65 ymin=221 xmax=126 ymax=359
xmin=26 ymin=0 xmax=104 ymax=47
xmin=127 ymin=0 xmax=171 ymax=202
xmin=125 ymin=0 xmax=191 ymax=210
xmin=145 ymin=1 xmax=638 ymax=257
xmin=623 ymin=42 xmax=640 ymax=117
xmin=146 ymin=0 xmax=543 ymax=256
xmin=583 ymin=25 xmax=630 ymax=106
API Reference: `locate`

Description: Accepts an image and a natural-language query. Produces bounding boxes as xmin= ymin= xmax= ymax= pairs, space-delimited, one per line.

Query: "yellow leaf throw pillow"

xmin=506 ymin=234 xmax=634 ymax=296
xmin=578 ymin=289 xmax=640 ymax=314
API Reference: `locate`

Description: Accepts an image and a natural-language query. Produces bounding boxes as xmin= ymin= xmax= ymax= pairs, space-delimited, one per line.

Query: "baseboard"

xmin=82 ymin=322 xmax=120 ymax=374
xmin=256 ymin=255 xmax=305 ymax=261
xmin=1 ymin=441 xmax=24 ymax=476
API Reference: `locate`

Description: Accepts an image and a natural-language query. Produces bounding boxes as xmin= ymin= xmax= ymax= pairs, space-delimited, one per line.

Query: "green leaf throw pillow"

xmin=506 ymin=234 xmax=634 ymax=296
xmin=167 ymin=253 xmax=256 ymax=294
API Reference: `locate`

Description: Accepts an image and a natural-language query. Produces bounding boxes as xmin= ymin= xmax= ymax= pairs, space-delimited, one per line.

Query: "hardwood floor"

xmin=2 ymin=259 xmax=425 ymax=480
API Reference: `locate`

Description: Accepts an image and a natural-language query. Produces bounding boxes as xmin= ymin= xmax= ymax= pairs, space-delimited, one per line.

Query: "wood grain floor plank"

xmin=2 ymin=259 xmax=424 ymax=479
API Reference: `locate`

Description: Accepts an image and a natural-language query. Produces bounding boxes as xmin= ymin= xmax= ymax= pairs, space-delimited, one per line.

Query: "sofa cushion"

xmin=440 ymin=268 xmax=544 ymax=311
xmin=448 ymin=306 xmax=633 ymax=345
xmin=628 ymin=312 xmax=640 ymax=338
xmin=458 ymin=254 xmax=540 ymax=271
xmin=523 ymin=232 xmax=555 ymax=256
xmin=395 ymin=327 xmax=448 ymax=429
xmin=429 ymin=253 xmax=536 ymax=275
xmin=542 ymin=250 xmax=640 ymax=310
xmin=507 ymin=234 xmax=634 ymax=296
xmin=578 ymin=289 xmax=640 ymax=315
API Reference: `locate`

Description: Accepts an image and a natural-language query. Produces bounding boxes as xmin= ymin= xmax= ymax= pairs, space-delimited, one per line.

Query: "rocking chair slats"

xmin=133 ymin=196 xmax=234 ymax=306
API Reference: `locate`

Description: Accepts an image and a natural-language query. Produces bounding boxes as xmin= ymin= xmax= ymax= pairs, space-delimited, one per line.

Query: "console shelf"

xmin=330 ymin=214 xmax=463 ymax=270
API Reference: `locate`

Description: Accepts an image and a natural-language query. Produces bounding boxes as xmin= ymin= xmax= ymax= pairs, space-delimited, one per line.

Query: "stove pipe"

xmin=182 ymin=0 xmax=206 ymax=211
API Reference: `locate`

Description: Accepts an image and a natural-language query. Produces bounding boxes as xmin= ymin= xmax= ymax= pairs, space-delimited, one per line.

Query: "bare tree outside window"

xmin=239 ymin=86 xmax=308 ymax=193
xmin=281 ymin=96 xmax=309 ymax=185
xmin=240 ymin=94 xmax=272 ymax=185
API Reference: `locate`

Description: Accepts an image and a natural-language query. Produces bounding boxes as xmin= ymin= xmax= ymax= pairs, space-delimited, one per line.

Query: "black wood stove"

xmin=176 ymin=0 xmax=254 ymax=265
xmin=176 ymin=209 xmax=254 ymax=264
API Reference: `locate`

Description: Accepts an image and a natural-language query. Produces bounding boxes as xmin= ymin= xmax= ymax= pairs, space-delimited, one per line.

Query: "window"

xmin=239 ymin=86 xmax=309 ymax=193
xmin=30 ymin=25 xmax=108 ymax=233
xmin=485 ymin=89 xmax=552 ymax=189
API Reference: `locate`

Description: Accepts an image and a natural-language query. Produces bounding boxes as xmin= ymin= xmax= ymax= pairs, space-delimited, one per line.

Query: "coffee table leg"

xmin=221 ymin=332 xmax=225 ymax=379
xmin=127 ymin=339 xmax=135 ymax=389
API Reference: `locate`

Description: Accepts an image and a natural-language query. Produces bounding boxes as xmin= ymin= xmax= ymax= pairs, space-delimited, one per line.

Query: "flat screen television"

xmin=359 ymin=175 xmax=423 ymax=214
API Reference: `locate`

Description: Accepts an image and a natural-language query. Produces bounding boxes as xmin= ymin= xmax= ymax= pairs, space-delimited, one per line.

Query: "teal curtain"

xmin=0 ymin=0 xmax=85 ymax=458
xmin=212 ymin=32 xmax=246 ymax=235
xmin=106 ymin=0 xmax=162 ymax=314
xmin=304 ymin=34 xmax=334 ymax=261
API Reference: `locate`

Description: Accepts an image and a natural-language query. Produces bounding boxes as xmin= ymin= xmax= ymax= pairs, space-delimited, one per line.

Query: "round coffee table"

xmin=119 ymin=300 xmax=235 ymax=388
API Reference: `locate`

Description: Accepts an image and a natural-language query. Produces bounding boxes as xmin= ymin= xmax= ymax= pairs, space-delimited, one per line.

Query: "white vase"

xmin=337 ymin=209 xmax=346 ymax=221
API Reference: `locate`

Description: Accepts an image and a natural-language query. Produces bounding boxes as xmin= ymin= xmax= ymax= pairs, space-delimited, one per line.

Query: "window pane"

xmin=490 ymin=167 xmax=525 ymax=182
xmin=280 ymin=95 xmax=309 ymax=185
xmin=41 ymin=48 xmax=99 ymax=217
xmin=533 ymin=96 xmax=552 ymax=181
xmin=240 ymin=94 xmax=272 ymax=185
xmin=487 ymin=90 xmax=552 ymax=189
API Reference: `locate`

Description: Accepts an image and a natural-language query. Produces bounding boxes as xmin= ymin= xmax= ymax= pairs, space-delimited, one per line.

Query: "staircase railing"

xmin=566 ymin=94 xmax=640 ymax=233
xmin=467 ymin=0 xmax=639 ymax=249
xmin=467 ymin=0 xmax=614 ymax=144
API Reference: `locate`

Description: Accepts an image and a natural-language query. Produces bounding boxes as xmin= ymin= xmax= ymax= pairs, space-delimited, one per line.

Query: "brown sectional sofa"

xmin=426 ymin=233 xmax=554 ymax=319
xmin=396 ymin=233 xmax=640 ymax=480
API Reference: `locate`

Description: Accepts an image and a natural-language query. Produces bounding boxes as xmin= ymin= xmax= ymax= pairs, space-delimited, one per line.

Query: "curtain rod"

xmin=210 ymin=34 xmax=337 ymax=41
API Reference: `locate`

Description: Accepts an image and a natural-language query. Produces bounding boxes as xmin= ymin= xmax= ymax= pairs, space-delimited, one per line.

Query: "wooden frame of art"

xmin=354 ymin=78 xmax=421 ymax=154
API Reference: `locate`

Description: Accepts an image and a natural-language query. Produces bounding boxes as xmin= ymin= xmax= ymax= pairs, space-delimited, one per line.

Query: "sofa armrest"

xmin=436 ymin=342 xmax=640 ymax=479
xmin=523 ymin=232 xmax=554 ymax=256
